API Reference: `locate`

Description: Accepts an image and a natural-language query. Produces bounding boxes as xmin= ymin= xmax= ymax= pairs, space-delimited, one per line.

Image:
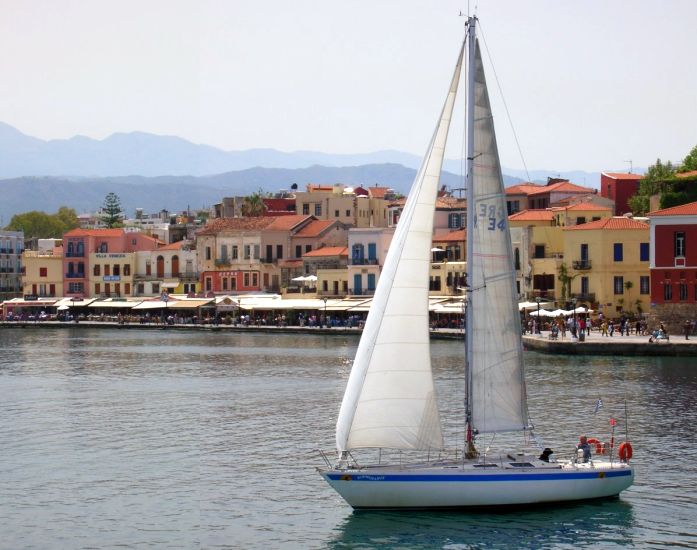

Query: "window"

xmin=576 ymin=217 xmax=586 ymax=225
xmin=664 ymin=282 xmax=672 ymax=301
xmin=640 ymin=276 xmax=650 ymax=295
xmin=514 ymin=248 xmax=520 ymax=270
xmin=137 ymin=283 xmax=145 ymax=295
xmin=222 ymin=277 xmax=228 ymax=291
xmin=613 ymin=243 xmax=623 ymax=262
xmin=39 ymin=267 xmax=47 ymax=277
xmin=115 ymin=283 xmax=121 ymax=296
xmin=93 ymin=265 xmax=101 ymax=276
xmin=314 ymin=204 xmax=322 ymax=216
xmin=305 ymin=245 xmax=312 ymax=253
xmin=105 ymin=283 xmax=111 ymax=295
xmin=244 ymin=272 xmax=250 ymax=286
xmin=152 ymin=283 xmax=160 ymax=294
xmin=296 ymin=245 xmax=302 ymax=258
xmin=49 ymin=284 xmax=55 ymax=296
xmin=534 ymin=245 xmax=545 ymax=259
xmin=205 ymin=278 xmax=212 ymax=292
xmin=675 ymin=232 xmax=686 ymax=257
xmin=113 ymin=264 xmax=120 ymax=276
xmin=124 ymin=264 xmax=131 ymax=276
xmin=95 ymin=283 xmax=101 ymax=295
xmin=368 ymin=243 xmax=377 ymax=262
xmin=221 ymin=244 xmax=228 ymax=260
xmin=334 ymin=210 xmax=339 ymax=217
xmin=614 ymin=276 xmax=624 ymax=295
xmin=124 ymin=283 xmax=130 ymax=295
xmin=302 ymin=204 xmax=309 ymax=215
xmin=232 ymin=246 xmax=238 ymax=260
xmin=448 ymin=213 xmax=463 ymax=229
xmin=367 ymin=273 xmax=376 ymax=291
xmin=205 ymin=246 xmax=211 ymax=260
xmin=104 ymin=264 xmax=110 ymax=276
xmin=680 ymin=281 xmax=688 ymax=301
xmin=507 ymin=200 xmax=520 ymax=215
xmin=640 ymin=243 xmax=649 ymax=262
xmin=252 ymin=273 xmax=258 ymax=286
xmin=581 ymin=276 xmax=589 ymax=295
xmin=276 ymin=245 xmax=283 ymax=259
xmin=346 ymin=210 xmax=351 ymax=217
xmin=244 ymin=245 xmax=251 ymax=260
xmin=146 ymin=262 xmax=151 ymax=276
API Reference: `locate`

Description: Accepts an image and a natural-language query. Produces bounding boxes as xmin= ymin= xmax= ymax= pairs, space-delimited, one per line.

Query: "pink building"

xmin=63 ymin=229 xmax=161 ymax=297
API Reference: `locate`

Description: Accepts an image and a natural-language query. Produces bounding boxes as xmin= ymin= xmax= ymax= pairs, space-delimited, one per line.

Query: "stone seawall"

xmin=523 ymin=334 xmax=697 ymax=356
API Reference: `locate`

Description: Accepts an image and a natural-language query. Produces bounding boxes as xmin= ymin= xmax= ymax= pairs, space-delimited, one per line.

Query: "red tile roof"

xmin=433 ymin=229 xmax=466 ymax=242
xmin=367 ymin=186 xmax=392 ymax=199
xmin=676 ymin=170 xmax=697 ymax=179
xmin=265 ymin=215 xmax=312 ymax=231
xmin=196 ymin=217 xmax=275 ymax=235
xmin=157 ymin=241 xmax=185 ymax=251
xmin=648 ymin=201 xmax=697 ymax=217
xmin=293 ymin=219 xmax=336 ymax=237
xmin=602 ymin=172 xmax=643 ymax=180
xmin=551 ymin=202 xmax=611 ymax=212
xmin=564 ymin=217 xmax=649 ymax=230
xmin=64 ymin=228 xmax=124 ymax=238
xmin=303 ymin=246 xmax=348 ymax=258
xmin=529 ymin=181 xmax=595 ymax=195
xmin=508 ymin=209 xmax=555 ymax=222
xmin=435 ymin=196 xmax=467 ymax=209
xmin=506 ymin=183 xmax=543 ymax=195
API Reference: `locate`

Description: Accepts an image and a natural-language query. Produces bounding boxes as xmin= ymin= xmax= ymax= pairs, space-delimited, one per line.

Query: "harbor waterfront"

xmin=4 ymin=319 xmax=697 ymax=356
xmin=1 ymin=328 xmax=696 ymax=548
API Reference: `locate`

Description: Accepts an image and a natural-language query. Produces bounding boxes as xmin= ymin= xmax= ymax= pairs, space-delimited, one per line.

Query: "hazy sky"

xmin=1 ymin=0 xmax=695 ymax=172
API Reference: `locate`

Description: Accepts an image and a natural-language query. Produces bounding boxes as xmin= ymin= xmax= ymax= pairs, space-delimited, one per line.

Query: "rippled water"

xmin=1 ymin=328 xmax=696 ymax=549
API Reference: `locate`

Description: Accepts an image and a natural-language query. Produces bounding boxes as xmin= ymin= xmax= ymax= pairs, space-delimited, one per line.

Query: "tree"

xmin=101 ymin=192 xmax=123 ymax=228
xmin=624 ymin=280 xmax=634 ymax=313
xmin=241 ymin=189 xmax=267 ymax=217
xmin=627 ymin=158 xmax=675 ymax=215
xmin=557 ymin=262 xmax=577 ymax=304
xmin=4 ymin=206 xmax=80 ymax=238
xmin=679 ymin=144 xmax=697 ymax=173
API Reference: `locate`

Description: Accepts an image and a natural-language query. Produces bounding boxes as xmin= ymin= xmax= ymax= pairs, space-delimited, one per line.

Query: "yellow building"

xmin=89 ymin=252 xmax=137 ymax=297
xmin=295 ymin=184 xmax=390 ymax=228
xmin=22 ymin=250 xmax=64 ymax=298
xmin=563 ymin=216 xmax=650 ymax=315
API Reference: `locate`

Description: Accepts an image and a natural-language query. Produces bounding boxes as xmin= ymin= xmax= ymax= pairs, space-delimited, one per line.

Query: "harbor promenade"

xmin=3 ymin=319 xmax=697 ymax=355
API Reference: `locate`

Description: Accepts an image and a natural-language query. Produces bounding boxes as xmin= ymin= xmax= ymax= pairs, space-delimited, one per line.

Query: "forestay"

xmin=468 ymin=41 xmax=529 ymax=434
xmin=335 ymin=41 xmax=466 ymax=452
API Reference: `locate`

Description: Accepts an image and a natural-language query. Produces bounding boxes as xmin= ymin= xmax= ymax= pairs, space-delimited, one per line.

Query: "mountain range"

xmin=0 ymin=121 xmax=608 ymax=223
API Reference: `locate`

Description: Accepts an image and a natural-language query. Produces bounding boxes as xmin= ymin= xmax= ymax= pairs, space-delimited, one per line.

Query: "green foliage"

xmin=679 ymin=145 xmax=697 ymax=172
xmin=4 ymin=206 xmax=80 ymax=238
xmin=101 ymin=192 xmax=123 ymax=228
xmin=241 ymin=189 xmax=267 ymax=217
xmin=627 ymin=157 xmax=676 ymax=215
xmin=557 ymin=262 xmax=577 ymax=304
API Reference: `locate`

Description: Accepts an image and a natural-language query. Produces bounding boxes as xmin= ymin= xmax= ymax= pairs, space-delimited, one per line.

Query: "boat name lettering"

xmin=354 ymin=475 xmax=386 ymax=481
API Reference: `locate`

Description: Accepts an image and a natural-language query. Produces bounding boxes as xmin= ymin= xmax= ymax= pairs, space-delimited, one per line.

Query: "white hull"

xmin=320 ymin=457 xmax=634 ymax=509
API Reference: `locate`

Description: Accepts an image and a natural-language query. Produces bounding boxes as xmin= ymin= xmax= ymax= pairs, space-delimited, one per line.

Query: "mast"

xmin=464 ymin=15 xmax=477 ymax=456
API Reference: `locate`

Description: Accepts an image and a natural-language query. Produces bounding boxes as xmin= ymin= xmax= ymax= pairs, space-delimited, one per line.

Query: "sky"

xmin=1 ymin=0 xmax=696 ymax=172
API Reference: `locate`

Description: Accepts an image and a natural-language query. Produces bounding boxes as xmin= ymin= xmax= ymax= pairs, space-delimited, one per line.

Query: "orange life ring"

xmin=587 ymin=437 xmax=603 ymax=454
xmin=618 ymin=441 xmax=633 ymax=461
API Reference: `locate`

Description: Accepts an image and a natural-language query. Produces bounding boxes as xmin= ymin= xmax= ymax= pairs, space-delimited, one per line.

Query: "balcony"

xmin=65 ymin=252 xmax=85 ymax=258
xmin=350 ymin=258 xmax=379 ymax=266
xmin=65 ymin=273 xmax=85 ymax=279
xmin=572 ymin=260 xmax=592 ymax=270
xmin=214 ymin=258 xmax=231 ymax=267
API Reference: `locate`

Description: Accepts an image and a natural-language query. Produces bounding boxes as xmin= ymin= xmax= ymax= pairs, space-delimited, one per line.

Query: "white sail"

xmin=335 ymin=42 xmax=465 ymax=452
xmin=468 ymin=41 xmax=529 ymax=434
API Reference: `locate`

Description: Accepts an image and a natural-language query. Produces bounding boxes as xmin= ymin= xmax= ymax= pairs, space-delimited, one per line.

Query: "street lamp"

xmin=572 ymin=297 xmax=577 ymax=339
xmin=535 ymin=296 xmax=541 ymax=334
xmin=323 ymin=296 xmax=328 ymax=328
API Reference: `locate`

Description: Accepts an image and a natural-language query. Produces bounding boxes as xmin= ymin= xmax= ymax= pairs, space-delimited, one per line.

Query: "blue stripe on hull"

xmin=326 ymin=470 xmax=632 ymax=482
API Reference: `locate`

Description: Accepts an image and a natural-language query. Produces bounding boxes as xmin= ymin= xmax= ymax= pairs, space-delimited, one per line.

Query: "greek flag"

xmin=594 ymin=398 xmax=603 ymax=414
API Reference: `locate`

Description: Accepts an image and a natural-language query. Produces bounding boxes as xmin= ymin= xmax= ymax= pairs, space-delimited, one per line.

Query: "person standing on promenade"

xmin=685 ymin=319 xmax=691 ymax=340
xmin=609 ymin=320 xmax=615 ymax=337
xmin=601 ymin=320 xmax=608 ymax=337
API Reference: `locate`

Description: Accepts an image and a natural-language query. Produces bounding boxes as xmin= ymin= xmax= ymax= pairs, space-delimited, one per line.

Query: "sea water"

xmin=0 ymin=328 xmax=695 ymax=549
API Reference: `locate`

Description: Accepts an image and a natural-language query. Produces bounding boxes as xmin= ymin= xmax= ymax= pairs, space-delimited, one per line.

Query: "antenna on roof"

xmin=624 ymin=160 xmax=633 ymax=173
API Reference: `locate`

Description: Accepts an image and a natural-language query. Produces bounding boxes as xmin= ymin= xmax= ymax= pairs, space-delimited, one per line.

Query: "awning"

xmin=88 ymin=299 xmax=143 ymax=308
xmin=54 ymin=297 xmax=96 ymax=308
xmin=161 ymin=282 xmax=179 ymax=289
xmin=167 ymin=299 xmax=214 ymax=309
xmin=132 ymin=301 xmax=169 ymax=310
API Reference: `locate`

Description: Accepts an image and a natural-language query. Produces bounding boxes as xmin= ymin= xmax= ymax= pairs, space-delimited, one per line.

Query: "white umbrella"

xmin=550 ymin=309 xmax=571 ymax=317
xmin=431 ymin=247 xmax=445 ymax=252
xmin=529 ymin=309 xmax=553 ymax=317
xmin=57 ymin=305 xmax=70 ymax=311
xmin=291 ymin=275 xmax=307 ymax=282
xmin=305 ymin=275 xmax=318 ymax=282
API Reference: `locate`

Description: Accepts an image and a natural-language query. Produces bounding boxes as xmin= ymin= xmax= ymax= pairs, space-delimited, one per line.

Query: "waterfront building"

xmin=133 ymin=240 xmax=198 ymax=297
xmin=0 ymin=230 xmax=25 ymax=301
xmin=62 ymin=229 xmax=161 ymax=298
xmin=304 ymin=247 xmax=349 ymax=297
xmin=508 ymin=209 xmax=562 ymax=300
xmin=564 ymin=216 xmax=650 ymax=315
xmin=347 ymin=227 xmax=394 ymax=295
xmin=22 ymin=241 xmax=63 ymax=298
xmin=388 ymin=195 xmax=467 ymax=231
xmin=89 ymin=251 xmax=137 ymax=298
xmin=430 ymin=229 xmax=466 ymax=296
xmin=646 ymin=201 xmax=697 ymax=330
xmin=287 ymin=219 xmax=349 ymax=290
xmin=600 ymin=172 xmax=643 ymax=215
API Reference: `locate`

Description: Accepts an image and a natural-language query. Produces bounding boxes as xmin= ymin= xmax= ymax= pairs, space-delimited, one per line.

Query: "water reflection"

xmin=330 ymin=500 xmax=635 ymax=549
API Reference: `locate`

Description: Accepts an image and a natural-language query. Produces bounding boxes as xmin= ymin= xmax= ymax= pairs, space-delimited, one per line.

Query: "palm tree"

xmin=241 ymin=189 xmax=266 ymax=217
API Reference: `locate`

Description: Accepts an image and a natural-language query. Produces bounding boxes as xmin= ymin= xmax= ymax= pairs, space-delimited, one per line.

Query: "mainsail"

xmin=467 ymin=40 xmax=529 ymax=434
xmin=335 ymin=41 xmax=465 ymax=452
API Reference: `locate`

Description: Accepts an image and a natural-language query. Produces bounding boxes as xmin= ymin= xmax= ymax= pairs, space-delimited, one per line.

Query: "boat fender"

xmin=587 ymin=437 xmax=603 ymax=454
xmin=618 ymin=441 xmax=633 ymax=462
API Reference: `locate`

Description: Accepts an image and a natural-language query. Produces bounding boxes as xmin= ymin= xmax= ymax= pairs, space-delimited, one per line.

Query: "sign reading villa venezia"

xmin=95 ymin=253 xmax=127 ymax=258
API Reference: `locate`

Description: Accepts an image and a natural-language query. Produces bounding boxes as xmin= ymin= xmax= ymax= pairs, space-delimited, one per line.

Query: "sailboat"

xmin=318 ymin=16 xmax=634 ymax=509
